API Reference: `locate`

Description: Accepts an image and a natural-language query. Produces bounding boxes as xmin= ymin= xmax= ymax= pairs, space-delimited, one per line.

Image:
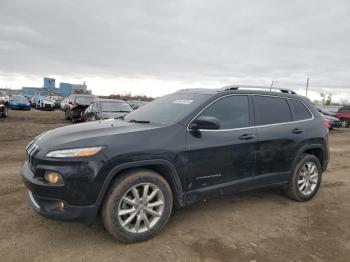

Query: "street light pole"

xmin=305 ymin=77 xmax=309 ymax=97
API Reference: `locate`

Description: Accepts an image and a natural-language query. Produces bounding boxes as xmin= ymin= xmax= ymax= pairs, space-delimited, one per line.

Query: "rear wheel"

xmin=341 ymin=119 xmax=349 ymax=127
xmin=102 ymin=169 xmax=173 ymax=243
xmin=286 ymin=154 xmax=322 ymax=201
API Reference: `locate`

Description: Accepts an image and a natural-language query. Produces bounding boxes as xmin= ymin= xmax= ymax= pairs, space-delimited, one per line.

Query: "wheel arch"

xmin=96 ymin=159 xmax=185 ymax=212
xmin=293 ymin=144 xmax=327 ymax=172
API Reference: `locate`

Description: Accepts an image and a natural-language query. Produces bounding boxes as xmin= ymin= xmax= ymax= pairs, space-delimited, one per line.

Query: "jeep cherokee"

xmin=22 ymin=86 xmax=329 ymax=243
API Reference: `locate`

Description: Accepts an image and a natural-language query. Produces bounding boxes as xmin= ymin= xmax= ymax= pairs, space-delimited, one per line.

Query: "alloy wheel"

xmin=341 ymin=119 xmax=349 ymax=127
xmin=297 ymin=162 xmax=319 ymax=196
xmin=117 ymin=183 xmax=165 ymax=233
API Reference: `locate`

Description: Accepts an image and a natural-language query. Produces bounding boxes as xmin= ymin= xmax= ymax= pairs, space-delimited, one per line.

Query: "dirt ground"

xmin=0 ymin=109 xmax=349 ymax=262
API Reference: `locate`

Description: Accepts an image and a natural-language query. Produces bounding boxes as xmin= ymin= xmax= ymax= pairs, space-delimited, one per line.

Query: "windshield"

xmin=12 ymin=96 xmax=27 ymax=102
xmin=101 ymin=101 xmax=133 ymax=112
xmin=75 ymin=96 xmax=94 ymax=105
xmin=124 ymin=93 xmax=211 ymax=126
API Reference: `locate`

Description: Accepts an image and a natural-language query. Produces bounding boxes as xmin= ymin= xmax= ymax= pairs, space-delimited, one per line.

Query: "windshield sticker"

xmin=173 ymin=99 xmax=193 ymax=105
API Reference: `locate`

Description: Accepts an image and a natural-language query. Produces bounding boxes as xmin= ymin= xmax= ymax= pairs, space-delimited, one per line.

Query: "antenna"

xmin=305 ymin=77 xmax=309 ymax=97
xmin=270 ymin=81 xmax=274 ymax=94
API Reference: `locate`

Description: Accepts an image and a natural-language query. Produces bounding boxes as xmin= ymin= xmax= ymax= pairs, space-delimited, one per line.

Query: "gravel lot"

xmin=0 ymin=109 xmax=349 ymax=262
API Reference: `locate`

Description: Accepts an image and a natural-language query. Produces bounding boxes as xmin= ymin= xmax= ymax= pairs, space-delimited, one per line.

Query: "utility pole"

xmin=305 ymin=77 xmax=309 ymax=97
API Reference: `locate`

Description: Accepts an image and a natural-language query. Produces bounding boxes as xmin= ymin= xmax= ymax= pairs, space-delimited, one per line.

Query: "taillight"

xmin=324 ymin=119 xmax=331 ymax=128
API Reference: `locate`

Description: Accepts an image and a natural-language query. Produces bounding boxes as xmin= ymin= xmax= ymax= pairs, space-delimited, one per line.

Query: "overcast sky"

xmin=0 ymin=0 xmax=350 ymax=102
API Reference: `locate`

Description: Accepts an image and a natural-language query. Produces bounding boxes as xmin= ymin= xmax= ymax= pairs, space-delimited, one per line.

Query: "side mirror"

xmin=189 ymin=116 xmax=220 ymax=130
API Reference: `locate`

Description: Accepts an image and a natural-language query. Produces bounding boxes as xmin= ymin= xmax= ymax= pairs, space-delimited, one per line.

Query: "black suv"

xmin=64 ymin=94 xmax=95 ymax=123
xmin=22 ymin=86 xmax=329 ymax=243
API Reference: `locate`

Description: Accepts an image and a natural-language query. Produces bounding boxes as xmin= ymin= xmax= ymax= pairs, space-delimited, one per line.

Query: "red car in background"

xmin=334 ymin=107 xmax=350 ymax=127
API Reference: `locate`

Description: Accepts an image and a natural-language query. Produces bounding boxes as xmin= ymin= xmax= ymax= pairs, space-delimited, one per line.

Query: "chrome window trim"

xmin=186 ymin=94 xmax=314 ymax=132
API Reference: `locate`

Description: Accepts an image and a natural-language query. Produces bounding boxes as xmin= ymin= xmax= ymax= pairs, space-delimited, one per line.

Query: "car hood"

xmin=12 ymin=101 xmax=29 ymax=105
xmin=33 ymin=119 xmax=162 ymax=150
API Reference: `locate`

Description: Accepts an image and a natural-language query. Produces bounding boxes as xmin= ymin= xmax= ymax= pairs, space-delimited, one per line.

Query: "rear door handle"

xmin=239 ymin=134 xmax=255 ymax=140
xmin=292 ymin=128 xmax=304 ymax=134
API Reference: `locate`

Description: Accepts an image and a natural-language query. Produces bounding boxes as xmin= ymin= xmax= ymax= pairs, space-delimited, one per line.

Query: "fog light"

xmin=57 ymin=202 xmax=65 ymax=209
xmin=44 ymin=172 xmax=63 ymax=185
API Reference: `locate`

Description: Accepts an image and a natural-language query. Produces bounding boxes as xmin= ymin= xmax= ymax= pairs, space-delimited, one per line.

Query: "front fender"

xmin=94 ymin=159 xmax=185 ymax=211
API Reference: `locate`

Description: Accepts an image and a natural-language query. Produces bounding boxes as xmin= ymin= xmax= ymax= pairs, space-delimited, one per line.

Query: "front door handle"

xmin=292 ymin=128 xmax=304 ymax=134
xmin=239 ymin=134 xmax=255 ymax=140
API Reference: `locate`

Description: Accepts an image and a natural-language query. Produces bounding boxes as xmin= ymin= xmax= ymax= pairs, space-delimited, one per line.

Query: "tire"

xmin=1 ymin=107 xmax=8 ymax=118
xmin=286 ymin=154 xmax=322 ymax=202
xmin=102 ymin=169 xmax=173 ymax=243
xmin=341 ymin=119 xmax=349 ymax=128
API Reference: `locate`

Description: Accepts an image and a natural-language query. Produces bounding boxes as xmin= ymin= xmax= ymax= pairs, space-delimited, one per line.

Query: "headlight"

xmin=46 ymin=147 xmax=103 ymax=158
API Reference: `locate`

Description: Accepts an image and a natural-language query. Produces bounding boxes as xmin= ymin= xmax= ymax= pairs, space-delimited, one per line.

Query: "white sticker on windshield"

xmin=173 ymin=99 xmax=193 ymax=105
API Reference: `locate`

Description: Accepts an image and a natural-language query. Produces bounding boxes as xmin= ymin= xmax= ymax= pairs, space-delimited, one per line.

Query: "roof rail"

xmin=220 ymin=85 xmax=297 ymax=95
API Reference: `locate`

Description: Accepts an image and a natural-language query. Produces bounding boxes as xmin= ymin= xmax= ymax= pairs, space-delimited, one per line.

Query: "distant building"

xmin=11 ymin=77 xmax=90 ymax=97
xmin=43 ymin=77 xmax=56 ymax=92
xmin=59 ymin=82 xmax=88 ymax=97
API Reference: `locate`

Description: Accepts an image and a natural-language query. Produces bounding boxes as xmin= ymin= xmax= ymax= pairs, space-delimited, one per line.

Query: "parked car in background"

xmin=334 ymin=107 xmax=350 ymax=127
xmin=9 ymin=95 xmax=31 ymax=110
xmin=127 ymin=100 xmax=148 ymax=110
xmin=317 ymin=108 xmax=342 ymax=130
xmin=60 ymin=98 xmax=68 ymax=111
xmin=36 ymin=98 xmax=56 ymax=111
xmin=64 ymin=94 xmax=95 ymax=123
xmin=83 ymin=99 xmax=133 ymax=121
xmin=22 ymin=86 xmax=329 ymax=243
xmin=54 ymin=98 xmax=63 ymax=110
xmin=0 ymin=99 xmax=8 ymax=118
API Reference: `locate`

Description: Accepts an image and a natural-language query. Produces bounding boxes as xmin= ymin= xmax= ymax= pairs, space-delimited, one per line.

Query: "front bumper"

xmin=25 ymin=190 xmax=97 ymax=223
xmin=21 ymin=161 xmax=100 ymax=223
xmin=11 ymin=104 xmax=31 ymax=110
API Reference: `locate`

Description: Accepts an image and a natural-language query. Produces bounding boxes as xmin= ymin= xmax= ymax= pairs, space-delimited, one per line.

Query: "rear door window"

xmin=252 ymin=96 xmax=292 ymax=125
xmin=288 ymin=99 xmax=312 ymax=121
xmin=198 ymin=95 xmax=250 ymax=129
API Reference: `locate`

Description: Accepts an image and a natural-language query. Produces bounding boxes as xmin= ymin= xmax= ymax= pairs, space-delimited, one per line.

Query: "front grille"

xmin=26 ymin=142 xmax=39 ymax=165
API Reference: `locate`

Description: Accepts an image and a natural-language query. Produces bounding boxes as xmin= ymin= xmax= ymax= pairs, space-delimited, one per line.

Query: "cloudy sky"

xmin=1 ymin=0 xmax=350 ymax=102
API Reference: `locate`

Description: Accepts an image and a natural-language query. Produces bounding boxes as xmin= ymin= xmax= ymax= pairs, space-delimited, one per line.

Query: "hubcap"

xmin=297 ymin=162 xmax=319 ymax=196
xmin=117 ymin=183 xmax=164 ymax=233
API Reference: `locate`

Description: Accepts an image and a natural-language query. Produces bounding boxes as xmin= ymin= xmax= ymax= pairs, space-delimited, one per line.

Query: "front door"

xmin=185 ymin=95 xmax=256 ymax=192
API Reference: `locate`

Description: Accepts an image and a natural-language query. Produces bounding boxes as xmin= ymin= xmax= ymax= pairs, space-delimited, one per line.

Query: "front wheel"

xmin=102 ymin=169 xmax=173 ymax=243
xmin=286 ymin=154 xmax=322 ymax=202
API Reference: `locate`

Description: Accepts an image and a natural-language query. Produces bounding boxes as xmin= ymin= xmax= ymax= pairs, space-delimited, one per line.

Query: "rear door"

xmin=185 ymin=95 xmax=257 ymax=192
xmin=252 ymin=95 xmax=309 ymax=186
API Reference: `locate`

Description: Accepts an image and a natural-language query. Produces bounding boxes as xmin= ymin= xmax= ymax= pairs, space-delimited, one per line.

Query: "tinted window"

xmin=288 ymin=99 xmax=312 ymax=120
xmin=75 ymin=96 xmax=94 ymax=105
xmin=198 ymin=95 xmax=249 ymax=129
xmin=124 ymin=93 xmax=210 ymax=126
xmin=253 ymin=96 xmax=292 ymax=125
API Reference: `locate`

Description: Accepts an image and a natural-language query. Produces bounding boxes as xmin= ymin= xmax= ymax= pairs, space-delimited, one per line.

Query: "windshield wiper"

xmin=114 ymin=115 xmax=125 ymax=120
xmin=128 ymin=119 xmax=150 ymax=123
